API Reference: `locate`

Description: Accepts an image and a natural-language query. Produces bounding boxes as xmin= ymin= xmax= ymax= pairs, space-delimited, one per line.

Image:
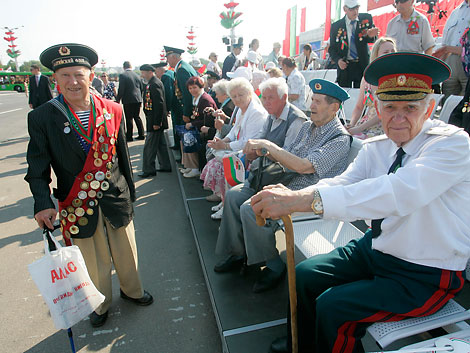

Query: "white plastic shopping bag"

xmin=28 ymin=230 xmax=105 ymax=329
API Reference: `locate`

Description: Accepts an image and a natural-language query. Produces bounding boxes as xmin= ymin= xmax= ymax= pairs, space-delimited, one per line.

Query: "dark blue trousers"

xmin=293 ymin=229 xmax=465 ymax=353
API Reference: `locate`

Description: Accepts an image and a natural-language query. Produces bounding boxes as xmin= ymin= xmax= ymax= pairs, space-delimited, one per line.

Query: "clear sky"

xmin=2 ymin=0 xmax=386 ymax=69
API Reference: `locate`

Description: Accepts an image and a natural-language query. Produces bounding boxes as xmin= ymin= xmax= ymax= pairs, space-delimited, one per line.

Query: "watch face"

xmin=314 ymin=201 xmax=323 ymax=211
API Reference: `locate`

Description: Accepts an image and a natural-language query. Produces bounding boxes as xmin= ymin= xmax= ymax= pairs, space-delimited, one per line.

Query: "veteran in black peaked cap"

xmin=253 ymin=53 xmax=470 ymax=353
xmin=26 ymin=43 xmax=154 ymax=330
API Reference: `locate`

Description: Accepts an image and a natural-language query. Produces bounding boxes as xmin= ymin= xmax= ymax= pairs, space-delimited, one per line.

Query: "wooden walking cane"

xmin=256 ymin=215 xmax=298 ymax=353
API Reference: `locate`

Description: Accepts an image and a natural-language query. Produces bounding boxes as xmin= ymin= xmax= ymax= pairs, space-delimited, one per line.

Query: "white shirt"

xmin=312 ymin=120 xmax=470 ymax=271
xmin=226 ymin=98 xmax=268 ymax=151
xmin=386 ymin=9 xmax=435 ymax=53
xmin=442 ymin=0 xmax=470 ymax=47
xmin=207 ymin=61 xmax=222 ymax=76
xmin=286 ymin=68 xmax=307 ymax=111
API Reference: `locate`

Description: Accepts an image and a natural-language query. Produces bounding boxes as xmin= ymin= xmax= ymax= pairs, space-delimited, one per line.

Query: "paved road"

xmin=0 ymin=95 xmax=221 ymax=353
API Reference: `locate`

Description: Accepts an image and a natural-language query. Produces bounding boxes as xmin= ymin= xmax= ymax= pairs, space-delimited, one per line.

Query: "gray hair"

xmin=212 ymin=79 xmax=229 ymax=95
xmin=259 ymin=77 xmax=288 ymax=99
xmin=227 ymin=77 xmax=254 ymax=98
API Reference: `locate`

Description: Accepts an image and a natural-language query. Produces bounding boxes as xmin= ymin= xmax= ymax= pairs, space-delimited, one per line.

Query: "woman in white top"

xmin=201 ymin=77 xmax=268 ymax=218
xmin=347 ymin=37 xmax=397 ymax=139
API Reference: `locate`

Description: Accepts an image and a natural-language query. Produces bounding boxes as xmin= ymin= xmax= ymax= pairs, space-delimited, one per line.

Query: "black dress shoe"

xmin=120 ymin=289 xmax=154 ymax=306
xmin=214 ymin=255 xmax=245 ymax=273
xmin=156 ymin=168 xmax=172 ymax=173
xmin=253 ymin=266 xmax=286 ymax=293
xmin=136 ymin=135 xmax=146 ymax=140
xmin=126 ymin=137 xmax=133 ymax=142
xmin=270 ymin=336 xmax=288 ymax=353
xmin=170 ymin=145 xmax=180 ymax=150
xmin=89 ymin=311 xmax=108 ymax=328
xmin=138 ymin=172 xmax=156 ymax=178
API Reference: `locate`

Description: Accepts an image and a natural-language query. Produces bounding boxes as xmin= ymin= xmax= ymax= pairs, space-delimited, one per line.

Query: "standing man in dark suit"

xmin=328 ymin=0 xmax=378 ymax=88
xmin=138 ymin=64 xmax=171 ymax=178
xmin=116 ymin=61 xmax=145 ymax=141
xmin=28 ymin=64 xmax=53 ymax=109
xmin=25 ymin=43 xmax=153 ymax=329
xmin=222 ymin=43 xmax=243 ymax=79
xmin=164 ymin=46 xmax=197 ymax=128
xmin=154 ymin=61 xmax=184 ymax=151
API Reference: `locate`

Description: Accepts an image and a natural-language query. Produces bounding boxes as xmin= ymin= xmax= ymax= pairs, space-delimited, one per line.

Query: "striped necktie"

xmin=371 ymin=147 xmax=406 ymax=238
xmin=349 ymin=20 xmax=358 ymax=60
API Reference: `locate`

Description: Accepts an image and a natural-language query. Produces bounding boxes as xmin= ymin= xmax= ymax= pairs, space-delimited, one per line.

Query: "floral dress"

xmin=353 ymin=84 xmax=384 ymax=139
xmin=103 ymin=82 xmax=116 ymax=100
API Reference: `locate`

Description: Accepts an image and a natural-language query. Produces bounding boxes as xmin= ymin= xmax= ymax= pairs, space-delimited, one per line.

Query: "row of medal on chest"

xmin=59 ymin=168 xmax=113 ymax=235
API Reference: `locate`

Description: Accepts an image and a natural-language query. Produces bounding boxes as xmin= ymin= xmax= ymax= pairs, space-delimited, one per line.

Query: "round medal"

xmin=88 ymin=199 xmax=96 ymax=207
xmin=101 ymin=153 xmax=109 ymax=160
xmin=67 ymin=213 xmax=77 ymax=223
xmin=86 ymin=208 xmax=94 ymax=216
xmin=80 ymin=181 xmax=90 ymax=190
xmin=64 ymin=126 xmax=71 ymax=134
xmin=99 ymin=136 xmax=105 ymax=143
xmin=97 ymin=191 xmax=103 ymax=199
xmin=88 ymin=190 xmax=97 ymax=198
xmin=90 ymin=180 xmax=100 ymax=190
xmin=95 ymin=171 xmax=105 ymax=181
xmin=61 ymin=219 xmax=66 ymax=226
xmin=60 ymin=209 xmax=68 ymax=218
xmin=75 ymin=207 xmax=85 ymax=217
xmin=64 ymin=230 xmax=71 ymax=239
xmin=106 ymin=171 xmax=112 ymax=179
xmin=101 ymin=181 xmax=110 ymax=191
xmin=78 ymin=190 xmax=88 ymax=200
xmin=78 ymin=217 xmax=89 ymax=226
xmin=94 ymin=158 xmax=103 ymax=167
xmin=60 ymin=224 xmax=64 ymax=233
xmin=69 ymin=226 xmax=79 ymax=235
xmin=94 ymin=151 xmax=99 ymax=159
xmin=72 ymin=198 xmax=82 ymax=207
xmin=67 ymin=206 xmax=75 ymax=214
xmin=106 ymin=162 xmax=113 ymax=170
xmin=110 ymin=137 xmax=115 ymax=145
xmin=85 ymin=173 xmax=94 ymax=181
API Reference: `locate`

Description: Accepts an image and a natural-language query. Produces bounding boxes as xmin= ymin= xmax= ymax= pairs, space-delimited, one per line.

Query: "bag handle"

xmin=43 ymin=224 xmax=62 ymax=254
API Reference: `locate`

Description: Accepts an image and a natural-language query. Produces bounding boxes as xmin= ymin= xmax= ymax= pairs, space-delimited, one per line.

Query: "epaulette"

xmin=363 ymin=134 xmax=389 ymax=143
xmin=426 ymin=125 xmax=463 ymax=136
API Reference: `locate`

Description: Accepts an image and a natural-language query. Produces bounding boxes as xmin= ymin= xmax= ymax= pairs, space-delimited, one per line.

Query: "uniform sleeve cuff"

xmin=316 ymin=185 xmax=346 ymax=219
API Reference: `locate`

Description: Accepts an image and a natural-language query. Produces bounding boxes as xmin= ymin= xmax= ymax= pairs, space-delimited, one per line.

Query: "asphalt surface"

xmin=0 ymin=92 xmax=222 ymax=353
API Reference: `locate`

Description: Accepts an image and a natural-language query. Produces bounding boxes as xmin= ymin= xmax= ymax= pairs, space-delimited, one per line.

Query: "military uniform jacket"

xmin=143 ymin=76 xmax=168 ymax=131
xmin=328 ymin=13 xmax=375 ymax=71
xmin=449 ymin=79 xmax=470 ymax=134
xmin=25 ymin=95 xmax=136 ymax=239
xmin=175 ymin=60 xmax=198 ymax=117
xmin=222 ymin=53 xmax=237 ymax=79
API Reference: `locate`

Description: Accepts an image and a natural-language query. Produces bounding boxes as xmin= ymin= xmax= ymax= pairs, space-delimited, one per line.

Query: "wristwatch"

xmin=311 ymin=189 xmax=323 ymax=215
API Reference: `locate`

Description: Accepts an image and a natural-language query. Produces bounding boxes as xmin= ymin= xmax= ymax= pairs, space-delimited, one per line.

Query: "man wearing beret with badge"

xmin=251 ymin=52 xmax=470 ymax=353
xmin=206 ymin=70 xmax=221 ymax=107
xmin=139 ymin=64 xmax=171 ymax=177
xmin=164 ymin=46 xmax=198 ymax=129
xmin=214 ymin=78 xmax=351 ymax=293
xmin=25 ymin=43 xmax=153 ymax=328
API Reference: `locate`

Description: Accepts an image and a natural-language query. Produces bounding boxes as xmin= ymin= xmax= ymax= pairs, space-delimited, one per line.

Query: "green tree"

xmin=3 ymin=60 xmax=17 ymax=71
xmin=19 ymin=60 xmax=49 ymax=72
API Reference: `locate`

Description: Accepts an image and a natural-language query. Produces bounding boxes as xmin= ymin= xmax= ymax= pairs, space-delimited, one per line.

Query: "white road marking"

xmin=0 ymin=108 xmax=22 ymax=115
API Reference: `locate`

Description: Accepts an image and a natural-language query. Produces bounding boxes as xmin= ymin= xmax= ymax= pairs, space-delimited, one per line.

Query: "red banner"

xmin=368 ymin=0 xmax=394 ymax=11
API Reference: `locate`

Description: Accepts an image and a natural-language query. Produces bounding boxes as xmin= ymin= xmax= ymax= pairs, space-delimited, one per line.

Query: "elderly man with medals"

xmin=25 ymin=43 xmax=153 ymax=328
xmin=252 ymin=52 xmax=470 ymax=353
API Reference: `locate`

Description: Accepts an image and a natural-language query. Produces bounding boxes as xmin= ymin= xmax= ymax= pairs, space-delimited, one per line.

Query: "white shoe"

xmin=183 ymin=169 xmax=201 ymax=178
xmin=179 ymin=167 xmax=191 ymax=174
xmin=211 ymin=202 xmax=223 ymax=212
xmin=211 ymin=207 xmax=224 ymax=220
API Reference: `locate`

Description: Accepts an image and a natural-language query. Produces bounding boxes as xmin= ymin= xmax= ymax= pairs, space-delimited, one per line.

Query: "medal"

xmin=102 ymin=153 xmax=109 ymax=160
xmin=96 ymin=191 xmax=103 ymax=199
xmin=110 ymin=138 xmax=115 ymax=145
xmin=78 ymin=190 xmax=88 ymax=200
xmin=86 ymin=208 xmax=94 ymax=216
xmin=88 ymin=199 xmax=97 ymax=207
xmin=72 ymin=198 xmax=82 ymax=207
xmin=94 ymin=158 xmax=103 ymax=167
xmin=85 ymin=173 xmax=94 ymax=182
xmin=61 ymin=219 xmax=66 ymax=226
xmin=94 ymin=151 xmax=99 ymax=159
xmin=64 ymin=126 xmax=71 ymax=134
xmin=95 ymin=171 xmax=105 ymax=181
xmin=101 ymin=181 xmax=110 ymax=191
xmin=80 ymin=181 xmax=89 ymax=190
xmin=67 ymin=206 xmax=75 ymax=214
xmin=99 ymin=136 xmax=105 ymax=143
xmin=106 ymin=162 xmax=113 ymax=170
xmin=69 ymin=225 xmax=79 ymax=235
xmin=78 ymin=217 xmax=89 ymax=226
xmin=88 ymin=189 xmax=97 ymax=198
xmin=60 ymin=209 xmax=68 ymax=218
xmin=64 ymin=230 xmax=71 ymax=239
xmin=463 ymin=102 xmax=469 ymax=113
xmin=90 ymin=180 xmax=100 ymax=190
xmin=75 ymin=207 xmax=85 ymax=217
xmin=106 ymin=171 xmax=112 ymax=179
xmin=67 ymin=213 xmax=77 ymax=223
